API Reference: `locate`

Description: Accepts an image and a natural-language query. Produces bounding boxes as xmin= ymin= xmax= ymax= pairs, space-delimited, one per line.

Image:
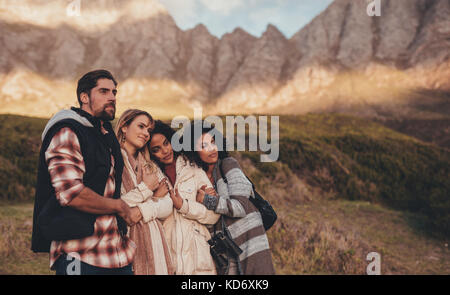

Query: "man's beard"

xmin=87 ymin=96 xmax=115 ymax=121
xmin=99 ymin=103 xmax=116 ymax=121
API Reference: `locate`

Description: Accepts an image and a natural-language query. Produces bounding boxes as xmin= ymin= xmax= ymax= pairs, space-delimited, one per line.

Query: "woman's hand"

xmin=204 ymin=187 xmax=218 ymax=197
xmin=196 ymin=185 xmax=218 ymax=203
xmin=169 ymin=188 xmax=183 ymax=210
xmin=142 ymin=168 xmax=159 ymax=191
xmin=196 ymin=185 xmax=206 ymax=203
xmin=153 ymin=178 xmax=170 ymax=198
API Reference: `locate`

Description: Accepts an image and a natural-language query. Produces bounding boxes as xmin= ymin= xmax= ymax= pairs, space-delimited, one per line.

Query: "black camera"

xmin=208 ymin=230 xmax=243 ymax=269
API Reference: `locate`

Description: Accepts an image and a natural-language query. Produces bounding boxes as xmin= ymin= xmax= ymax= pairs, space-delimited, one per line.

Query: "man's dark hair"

xmin=76 ymin=69 xmax=118 ymax=106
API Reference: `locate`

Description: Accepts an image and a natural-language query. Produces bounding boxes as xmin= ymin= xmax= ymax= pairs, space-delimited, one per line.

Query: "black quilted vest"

xmin=31 ymin=107 xmax=126 ymax=253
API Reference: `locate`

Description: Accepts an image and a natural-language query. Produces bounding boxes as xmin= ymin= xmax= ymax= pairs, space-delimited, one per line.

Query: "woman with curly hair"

xmin=148 ymin=120 xmax=220 ymax=275
xmin=181 ymin=121 xmax=275 ymax=275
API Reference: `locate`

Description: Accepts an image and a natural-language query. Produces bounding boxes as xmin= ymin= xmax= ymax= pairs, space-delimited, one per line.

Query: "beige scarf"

xmin=122 ymin=150 xmax=175 ymax=275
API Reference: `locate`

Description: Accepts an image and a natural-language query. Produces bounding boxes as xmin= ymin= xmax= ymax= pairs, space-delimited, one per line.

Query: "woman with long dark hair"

xmin=181 ymin=121 xmax=275 ymax=275
xmin=148 ymin=120 xmax=220 ymax=275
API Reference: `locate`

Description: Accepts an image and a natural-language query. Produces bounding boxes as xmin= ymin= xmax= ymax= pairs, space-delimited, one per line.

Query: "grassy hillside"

xmin=378 ymin=118 xmax=450 ymax=149
xmin=0 ymin=113 xmax=448 ymax=274
xmin=234 ymin=155 xmax=449 ymax=274
xmin=0 ymin=202 xmax=51 ymax=274
xmin=239 ymin=113 xmax=449 ymax=236
xmin=0 ymin=115 xmax=46 ymax=201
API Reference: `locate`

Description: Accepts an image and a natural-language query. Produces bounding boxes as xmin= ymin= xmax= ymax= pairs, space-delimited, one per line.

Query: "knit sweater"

xmin=211 ymin=157 xmax=275 ymax=275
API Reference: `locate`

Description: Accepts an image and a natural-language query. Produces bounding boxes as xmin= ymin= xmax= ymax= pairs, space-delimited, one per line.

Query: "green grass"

xmin=241 ymin=114 xmax=450 ymax=237
xmin=0 ymin=202 xmax=51 ymax=274
xmin=1 ymin=194 xmax=448 ymax=274
xmin=0 ymin=113 xmax=449 ymax=274
xmin=273 ymin=199 xmax=449 ymax=274
xmin=235 ymin=157 xmax=449 ymax=274
xmin=229 ymin=155 xmax=450 ymax=274
xmin=0 ymin=114 xmax=46 ymax=201
xmin=1 ymin=112 xmax=448 ymax=235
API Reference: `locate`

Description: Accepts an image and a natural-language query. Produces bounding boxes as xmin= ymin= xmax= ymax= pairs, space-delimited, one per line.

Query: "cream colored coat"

xmin=163 ymin=156 xmax=221 ymax=275
xmin=120 ymin=150 xmax=173 ymax=274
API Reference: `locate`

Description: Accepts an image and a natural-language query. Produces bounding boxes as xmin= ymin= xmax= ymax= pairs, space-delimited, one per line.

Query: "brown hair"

xmin=115 ymin=109 xmax=155 ymax=162
xmin=77 ymin=69 xmax=117 ymax=107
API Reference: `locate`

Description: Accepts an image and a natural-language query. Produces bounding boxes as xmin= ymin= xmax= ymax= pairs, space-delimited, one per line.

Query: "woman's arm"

xmin=203 ymin=191 xmax=247 ymax=218
xmin=152 ymin=168 xmax=174 ymax=220
xmin=135 ymin=197 xmax=168 ymax=223
xmin=127 ymin=171 xmax=173 ymax=222
xmin=203 ymin=158 xmax=251 ymax=218
xmin=123 ymin=186 xmax=173 ymax=223
xmin=153 ymin=193 xmax=173 ymax=220
xmin=178 ymin=198 xmax=220 ymax=225
xmin=120 ymin=182 xmax=153 ymax=207
xmin=121 ymin=182 xmax=161 ymax=223
xmin=177 ymin=168 xmax=221 ymax=225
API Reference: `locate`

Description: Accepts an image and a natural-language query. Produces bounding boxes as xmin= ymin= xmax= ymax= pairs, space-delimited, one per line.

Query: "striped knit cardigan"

xmin=211 ymin=157 xmax=275 ymax=275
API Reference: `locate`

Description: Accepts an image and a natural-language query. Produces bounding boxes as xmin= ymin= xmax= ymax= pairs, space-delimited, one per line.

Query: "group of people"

xmin=31 ymin=69 xmax=275 ymax=275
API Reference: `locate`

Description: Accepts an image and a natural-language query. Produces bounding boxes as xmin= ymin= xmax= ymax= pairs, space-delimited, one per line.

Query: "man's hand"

xmin=116 ymin=199 xmax=136 ymax=226
xmin=129 ymin=207 xmax=142 ymax=224
xmin=67 ymin=188 xmax=142 ymax=226
xmin=153 ymin=178 xmax=169 ymax=198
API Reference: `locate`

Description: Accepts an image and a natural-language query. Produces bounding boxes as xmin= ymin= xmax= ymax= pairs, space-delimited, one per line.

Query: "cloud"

xmin=249 ymin=6 xmax=280 ymax=23
xmin=199 ymin=0 xmax=243 ymax=15
xmin=248 ymin=6 xmax=283 ymax=32
xmin=159 ymin=0 xmax=199 ymax=24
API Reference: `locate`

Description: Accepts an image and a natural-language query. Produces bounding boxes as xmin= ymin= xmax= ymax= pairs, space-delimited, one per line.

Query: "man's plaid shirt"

xmin=45 ymin=126 xmax=136 ymax=269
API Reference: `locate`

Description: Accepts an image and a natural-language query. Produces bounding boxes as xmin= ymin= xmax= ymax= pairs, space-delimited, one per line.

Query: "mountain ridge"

xmin=0 ymin=0 xmax=449 ymax=118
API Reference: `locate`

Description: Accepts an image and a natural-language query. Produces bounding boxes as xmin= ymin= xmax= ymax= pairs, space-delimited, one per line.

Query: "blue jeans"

xmin=54 ymin=253 xmax=133 ymax=275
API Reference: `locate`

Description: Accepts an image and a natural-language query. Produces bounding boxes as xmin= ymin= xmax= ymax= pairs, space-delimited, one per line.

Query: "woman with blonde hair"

xmin=115 ymin=109 xmax=174 ymax=275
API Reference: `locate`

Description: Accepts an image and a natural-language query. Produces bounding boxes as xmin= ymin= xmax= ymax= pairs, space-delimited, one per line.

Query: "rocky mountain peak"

xmin=0 ymin=0 xmax=448 ymax=118
xmin=191 ymin=23 xmax=208 ymax=32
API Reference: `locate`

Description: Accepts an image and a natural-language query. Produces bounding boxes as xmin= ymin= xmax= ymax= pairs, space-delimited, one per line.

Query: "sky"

xmin=159 ymin=0 xmax=334 ymax=38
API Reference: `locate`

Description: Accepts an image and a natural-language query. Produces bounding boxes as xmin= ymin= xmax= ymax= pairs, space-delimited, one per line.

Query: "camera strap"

xmin=212 ymin=214 xmax=226 ymax=237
